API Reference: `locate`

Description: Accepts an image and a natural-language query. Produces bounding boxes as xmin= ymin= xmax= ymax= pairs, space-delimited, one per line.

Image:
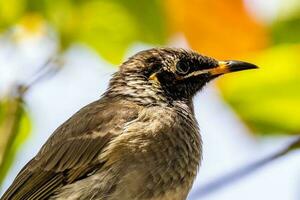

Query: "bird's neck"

xmin=104 ymin=72 xmax=193 ymax=108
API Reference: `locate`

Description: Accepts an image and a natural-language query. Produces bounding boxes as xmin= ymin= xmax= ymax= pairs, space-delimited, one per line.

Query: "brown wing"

xmin=1 ymin=99 xmax=139 ymax=200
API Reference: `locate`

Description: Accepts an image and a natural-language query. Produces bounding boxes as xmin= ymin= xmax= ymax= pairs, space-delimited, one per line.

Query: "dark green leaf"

xmin=271 ymin=17 xmax=300 ymax=45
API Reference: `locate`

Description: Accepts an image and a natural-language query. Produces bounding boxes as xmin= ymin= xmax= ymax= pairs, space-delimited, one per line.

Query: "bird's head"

xmin=107 ymin=48 xmax=257 ymax=104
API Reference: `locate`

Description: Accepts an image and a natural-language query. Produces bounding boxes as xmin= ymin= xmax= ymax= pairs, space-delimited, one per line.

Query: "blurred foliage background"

xmin=0 ymin=0 xmax=300 ymax=199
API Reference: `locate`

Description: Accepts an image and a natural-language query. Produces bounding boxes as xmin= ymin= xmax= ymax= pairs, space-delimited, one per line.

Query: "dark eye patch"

xmin=177 ymin=56 xmax=217 ymax=74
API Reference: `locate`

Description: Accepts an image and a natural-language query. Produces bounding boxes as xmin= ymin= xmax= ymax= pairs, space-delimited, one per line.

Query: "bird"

xmin=1 ymin=48 xmax=257 ymax=200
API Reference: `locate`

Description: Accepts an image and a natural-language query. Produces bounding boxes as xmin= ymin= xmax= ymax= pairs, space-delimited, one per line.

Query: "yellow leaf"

xmin=13 ymin=13 xmax=46 ymax=41
xmin=218 ymin=44 xmax=300 ymax=135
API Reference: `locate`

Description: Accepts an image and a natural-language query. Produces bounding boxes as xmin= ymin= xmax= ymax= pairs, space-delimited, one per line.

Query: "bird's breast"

xmin=115 ymin=106 xmax=201 ymax=199
xmin=93 ymin=105 xmax=202 ymax=200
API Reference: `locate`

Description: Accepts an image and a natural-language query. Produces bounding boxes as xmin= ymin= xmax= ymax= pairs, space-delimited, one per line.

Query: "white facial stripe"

xmin=182 ymin=69 xmax=212 ymax=79
xmin=181 ymin=62 xmax=230 ymax=79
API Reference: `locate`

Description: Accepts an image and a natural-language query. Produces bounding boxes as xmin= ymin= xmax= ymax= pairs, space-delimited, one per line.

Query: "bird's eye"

xmin=176 ymin=61 xmax=190 ymax=75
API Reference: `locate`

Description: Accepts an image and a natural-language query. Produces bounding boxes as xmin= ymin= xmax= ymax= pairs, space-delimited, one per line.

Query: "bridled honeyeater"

xmin=1 ymin=48 xmax=257 ymax=200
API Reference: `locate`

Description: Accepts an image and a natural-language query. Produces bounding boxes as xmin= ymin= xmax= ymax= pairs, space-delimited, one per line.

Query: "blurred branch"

xmin=0 ymin=98 xmax=24 ymax=184
xmin=17 ymin=57 xmax=63 ymax=96
xmin=0 ymin=56 xmax=62 ymax=186
xmin=191 ymin=137 xmax=300 ymax=198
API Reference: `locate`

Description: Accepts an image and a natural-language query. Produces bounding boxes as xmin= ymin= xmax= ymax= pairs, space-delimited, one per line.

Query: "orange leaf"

xmin=165 ymin=0 xmax=269 ymax=59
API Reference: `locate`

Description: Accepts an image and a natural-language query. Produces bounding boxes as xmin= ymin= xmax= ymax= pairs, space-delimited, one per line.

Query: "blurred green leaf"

xmin=218 ymin=44 xmax=300 ymax=135
xmin=271 ymin=17 xmax=300 ymax=45
xmin=0 ymin=0 xmax=26 ymax=30
xmin=114 ymin=0 xmax=166 ymax=44
xmin=2 ymin=0 xmax=167 ymax=62
xmin=76 ymin=0 xmax=139 ymax=63
xmin=0 ymin=99 xmax=31 ymax=185
xmin=74 ymin=0 xmax=166 ymax=63
xmin=271 ymin=0 xmax=300 ymax=45
xmin=41 ymin=0 xmax=166 ymax=63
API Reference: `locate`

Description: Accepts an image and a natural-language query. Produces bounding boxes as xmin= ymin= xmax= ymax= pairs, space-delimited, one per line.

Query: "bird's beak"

xmin=209 ymin=60 xmax=258 ymax=76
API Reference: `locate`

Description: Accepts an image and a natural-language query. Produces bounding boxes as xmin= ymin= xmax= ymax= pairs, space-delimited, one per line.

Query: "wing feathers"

xmin=1 ymin=99 xmax=139 ymax=200
xmin=1 ymin=136 xmax=111 ymax=200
